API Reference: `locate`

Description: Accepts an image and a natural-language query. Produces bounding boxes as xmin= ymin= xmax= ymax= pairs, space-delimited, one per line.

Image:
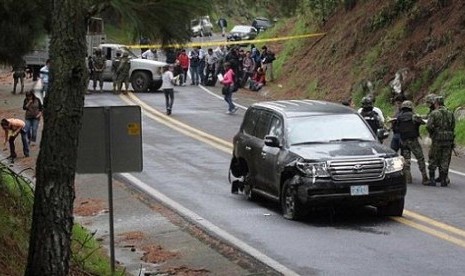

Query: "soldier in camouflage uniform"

xmin=92 ymin=48 xmax=106 ymax=93
xmin=116 ymin=52 xmax=130 ymax=94
xmin=394 ymin=100 xmax=429 ymax=184
xmin=111 ymin=51 xmax=121 ymax=93
xmin=426 ymin=96 xmax=455 ymax=187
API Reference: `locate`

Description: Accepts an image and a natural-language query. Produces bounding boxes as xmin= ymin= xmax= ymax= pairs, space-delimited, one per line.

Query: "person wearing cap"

xmin=111 ymin=51 xmax=122 ymax=93
xmin=426 ymin=96 xmax=455 ymax=187
xmin=358 ymin=96 xmax=384 ymax=134
xmin=92 ymin=49 xmax=106 ymax=93
xmin=116 ymin=52 xmax=131 ymax=94
xmin=393 ymin=100 xmax=429 ymax=185
xmin=22 ymin=90 xmax=43 ymax=146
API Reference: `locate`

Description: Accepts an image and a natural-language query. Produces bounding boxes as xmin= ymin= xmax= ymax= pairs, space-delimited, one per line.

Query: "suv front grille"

xmin=329 ymin=158 xmax=385 ymax=182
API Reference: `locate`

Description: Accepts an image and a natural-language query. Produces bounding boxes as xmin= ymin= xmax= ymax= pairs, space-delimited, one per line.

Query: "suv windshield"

xmin=288 ymin=114 xmax=375 ymax=145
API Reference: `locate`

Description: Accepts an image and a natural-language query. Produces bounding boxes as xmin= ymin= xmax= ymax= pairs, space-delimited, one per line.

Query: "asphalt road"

xmin=85 ymin=82 xmax=465 ymax=276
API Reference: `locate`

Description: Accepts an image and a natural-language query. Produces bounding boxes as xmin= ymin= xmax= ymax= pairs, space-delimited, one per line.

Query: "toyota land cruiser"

xmin=229 ymin=100 xmax=406 ymax=220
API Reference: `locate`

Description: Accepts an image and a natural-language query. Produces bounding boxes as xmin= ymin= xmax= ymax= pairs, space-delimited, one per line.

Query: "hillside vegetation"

xmin=258 ymin=0 xmax=465 ymax=145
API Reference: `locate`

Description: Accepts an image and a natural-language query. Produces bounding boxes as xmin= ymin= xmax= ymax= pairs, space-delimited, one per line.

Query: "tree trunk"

xmin=25 ymin=0 xmax=88 ymax=275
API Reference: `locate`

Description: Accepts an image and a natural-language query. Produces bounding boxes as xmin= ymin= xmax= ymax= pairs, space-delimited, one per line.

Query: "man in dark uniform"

xmin=12 ymin=58 xmax=26 ymax=94
xmin=394 ymin=100 xmax=429 ymax=185
xmin=92 ymin=48 xmax=106 ymax=93
xmin=111 ymin=51 xmax=121 ymax=93
xmin=426 ymin=96 xmax=455 ymax=187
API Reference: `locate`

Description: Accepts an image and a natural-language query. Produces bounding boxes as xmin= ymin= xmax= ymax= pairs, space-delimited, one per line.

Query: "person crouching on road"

xmin=393 ymin=100 xmax=429 ymax=185
xmin=161 ymin=65 xmax=175 ymax=115
xmin=1 ymin=118 xmax=29 ymax=163
xmin=220 ymin=62 xmax=238 ymax=114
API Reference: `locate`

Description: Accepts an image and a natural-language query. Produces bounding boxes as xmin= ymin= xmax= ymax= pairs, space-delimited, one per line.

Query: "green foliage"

xmin=72 ymin=225 xmax=126 ymax=275
xmin=0 ymin=166 xmax=33 ymax=275
xmin=0 ymin=165 xmax=124 ymax=275
xmin=0 ymin=0 xmax=48 ymax=64
xmin=369 ymin=0 xmax=416 ymax=31
xmin=302 ymin=0 xmax=341 ymax=21
xmin=105 ymin=0 xmax=213 ymax=46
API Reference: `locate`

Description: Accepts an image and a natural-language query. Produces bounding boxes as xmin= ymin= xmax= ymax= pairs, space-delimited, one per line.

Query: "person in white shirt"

xmin=160 ymin=65 xmax=175 ymax=115
xmin=141 ymin=48 xmax=158 ymax=60
xmin=39 ymin=59 xmax=50 ymax=98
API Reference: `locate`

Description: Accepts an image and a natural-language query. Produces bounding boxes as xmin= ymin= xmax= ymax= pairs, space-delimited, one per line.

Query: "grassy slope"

xmin=0 ymin=166 xmax=124 ymax=275
xmin=265 ymin=0 xmax=465 ymax=145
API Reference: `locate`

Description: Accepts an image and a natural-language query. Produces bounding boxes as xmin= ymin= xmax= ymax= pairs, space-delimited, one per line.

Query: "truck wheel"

xmin=377 ymin=198 xmax=404 ymax=217
xmin=281 ymin=180 xmax=305 ymax=220
xmin=150 ymin=80 xmax=162 ymax=92
xmin=131 ymin=71 xmax=150 ymax=92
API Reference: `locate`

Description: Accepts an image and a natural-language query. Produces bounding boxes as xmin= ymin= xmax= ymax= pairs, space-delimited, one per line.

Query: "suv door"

xmin=251 ymin=110 xmax=273 ymax=192
xmin=235 ymin=108 xmax=260 ymax=185
xmin=259 ymin=114 xmax=284 ymax=196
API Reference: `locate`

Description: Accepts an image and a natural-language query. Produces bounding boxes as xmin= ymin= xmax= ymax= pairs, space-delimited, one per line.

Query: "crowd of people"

xmin=164 ymin=44 xmax=275 ymax=91
xmin=346 ymin=93 xmax=456 ymax=187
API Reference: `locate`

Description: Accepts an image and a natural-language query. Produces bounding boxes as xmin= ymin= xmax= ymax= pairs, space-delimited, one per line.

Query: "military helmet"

xmin=425 ymin=93 xmax=437 ymax=105
xmin=401 ymin=100 xmax=413 ymax=110
xmin=435 ymin=95 xmax=444 ymax=105
xmin=361 ymin=96 xmax=373 ymax=108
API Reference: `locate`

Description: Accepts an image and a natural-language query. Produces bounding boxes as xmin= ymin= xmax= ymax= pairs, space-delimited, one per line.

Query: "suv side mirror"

xmin=264 ymin=135 xmax=281 ymax=148
xmin=377 ymin=128 xmax=389 ymax=141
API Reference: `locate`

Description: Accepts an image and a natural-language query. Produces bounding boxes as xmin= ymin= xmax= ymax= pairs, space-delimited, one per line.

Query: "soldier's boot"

xmin=424 ymin=170 xmax=436 ymax=186
xmin=440 ymin=172 xmax=449 ymax=187
xmin=405 ymin=171 xmax=412 ymax=184
xmin=421 ymin=170 xmax=429 ymax=185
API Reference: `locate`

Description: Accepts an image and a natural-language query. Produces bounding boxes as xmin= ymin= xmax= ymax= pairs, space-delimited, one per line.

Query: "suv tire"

xmin=131 ymin=71 xmax=150 ymax=92
xmin=281 ymin=180 xmax=306 ymax=220
xmin=377 ymin=198 xmax=404 ymax=216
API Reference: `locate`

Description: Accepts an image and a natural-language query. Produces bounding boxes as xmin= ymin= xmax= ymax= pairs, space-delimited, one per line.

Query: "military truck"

xmin=23 ymin=17 xmax=106 ymax=81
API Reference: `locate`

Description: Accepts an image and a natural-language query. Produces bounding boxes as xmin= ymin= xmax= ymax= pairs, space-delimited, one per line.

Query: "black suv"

xmin=229 ymin=100 xmax=406 ymax=220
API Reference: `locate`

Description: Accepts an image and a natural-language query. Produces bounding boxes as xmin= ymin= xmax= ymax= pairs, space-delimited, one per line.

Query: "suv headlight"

xmin=296 ymin=161 xmax=330 ymax=178
xmin=385 ymin=156 xmax=404 ymax=174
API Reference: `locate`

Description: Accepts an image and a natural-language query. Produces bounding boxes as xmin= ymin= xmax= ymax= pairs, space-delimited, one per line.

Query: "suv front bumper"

xmin=294 ymin=171 xmax=406 ymax=207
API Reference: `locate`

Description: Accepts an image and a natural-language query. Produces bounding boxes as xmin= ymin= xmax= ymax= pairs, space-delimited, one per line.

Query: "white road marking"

xmin=120 ymin=173 xmax=300 ymax=276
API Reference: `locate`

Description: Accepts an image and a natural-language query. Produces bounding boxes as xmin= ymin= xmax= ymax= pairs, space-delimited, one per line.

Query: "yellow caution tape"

xmin=126 ymin=32 xmax=325 ymax=49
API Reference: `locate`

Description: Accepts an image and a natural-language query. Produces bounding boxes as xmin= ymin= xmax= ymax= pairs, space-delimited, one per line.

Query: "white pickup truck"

xmin=97 ymin=43 xmax=166 ymax=92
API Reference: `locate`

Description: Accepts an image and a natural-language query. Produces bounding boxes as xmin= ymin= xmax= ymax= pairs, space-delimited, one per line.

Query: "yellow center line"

xmin=120 ymin=92 xmax=465 ymax=249
xmin=403 ymin=210 xmax=465 ymax=239
xmin=392 ymin=217 xmax=465 ymax=249
xmin=119 ymin=93 xmax=233 ymax=153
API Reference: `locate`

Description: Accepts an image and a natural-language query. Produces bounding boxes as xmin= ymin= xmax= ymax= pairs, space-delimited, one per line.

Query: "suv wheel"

xmin=131 ymin=71 xmax=150 ymax=92
xmin=281 ymin=180 xmax=305 ymax=220
xmin=377 ymin=198 xmax=404 ymax=216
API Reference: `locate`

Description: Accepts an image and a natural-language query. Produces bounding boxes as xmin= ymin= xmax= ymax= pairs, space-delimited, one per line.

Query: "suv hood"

xmin=131 ymin=58 xmax=166 ymax=67
xmin=290 ymin=141 xmax=396 ymax=161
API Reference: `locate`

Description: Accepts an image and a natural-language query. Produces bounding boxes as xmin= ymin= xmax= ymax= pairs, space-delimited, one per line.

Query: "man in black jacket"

xmin=394 ymin=100 xmax=429 ymax=185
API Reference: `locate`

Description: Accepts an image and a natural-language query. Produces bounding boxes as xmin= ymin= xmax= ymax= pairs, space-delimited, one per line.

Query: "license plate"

xmin=350 ymin=185 xmax=369 ymax=196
